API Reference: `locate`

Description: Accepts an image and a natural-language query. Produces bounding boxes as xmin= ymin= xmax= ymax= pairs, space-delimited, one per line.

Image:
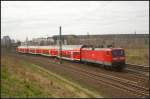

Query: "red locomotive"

xmin=16 ymin=45 xmax=126 ymax=71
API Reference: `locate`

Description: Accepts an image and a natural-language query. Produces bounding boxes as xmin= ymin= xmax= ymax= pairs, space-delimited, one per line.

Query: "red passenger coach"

xmin=61 ymin=45 xmax=82 ymax=61
xmin=17 ymin=46 xmax=28 ymax=53
xmin=51 ymin=48 xmax=58 ymax=56
xmin=38 ymin=46 xmax=51 ymax=56
xmin=28 ymin=46 xmax=38 ymax=54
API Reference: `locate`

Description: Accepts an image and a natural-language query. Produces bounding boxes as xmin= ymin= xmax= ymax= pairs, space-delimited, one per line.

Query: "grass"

xmin=1 ymin=51 xmax=102 ymax=98
xmin=125 ymin=48 xmax=149 ymax=65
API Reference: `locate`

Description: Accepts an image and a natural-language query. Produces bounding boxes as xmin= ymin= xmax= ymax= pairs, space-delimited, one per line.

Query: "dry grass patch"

xmin=1 ymin=51 xmax=101 ymax=98
xmin=125 ymin=48 xmax=149 ymax=65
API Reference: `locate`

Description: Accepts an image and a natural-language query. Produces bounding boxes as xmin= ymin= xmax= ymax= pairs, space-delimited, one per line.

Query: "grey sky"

xmin=1 ymin=1 xmax=149 ymax=41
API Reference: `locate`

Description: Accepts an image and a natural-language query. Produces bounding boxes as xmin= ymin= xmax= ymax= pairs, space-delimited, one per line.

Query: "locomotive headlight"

xmin=113 ymin=57 xmax=125 ymax=61
xmin=120 ymin=57 xmax=125 ymax=60
xmin=112 ymin=57 xmax=118 ymax=60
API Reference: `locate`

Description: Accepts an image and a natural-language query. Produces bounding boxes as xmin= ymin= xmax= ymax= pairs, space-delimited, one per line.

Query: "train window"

xmin=106 ymin=51 xmax=110 ymax=55
xmin=73 ymin=52 xmax=80 ymax=55
xmin=112 ymin=50 xmax=124 ymax=57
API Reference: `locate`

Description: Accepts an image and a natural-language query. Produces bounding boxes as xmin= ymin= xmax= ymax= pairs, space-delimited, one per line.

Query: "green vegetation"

xmin=125 ymin=48 xmax=149 ymax=65
xmin=1 ymin=51 xmax=102 ymax=98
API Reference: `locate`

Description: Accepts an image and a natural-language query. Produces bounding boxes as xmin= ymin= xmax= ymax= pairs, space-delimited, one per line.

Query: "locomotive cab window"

xmin=106 ymin=51 xmax=110 ymax=55
xmin=112 ymin=50 xmax=124 ymax=57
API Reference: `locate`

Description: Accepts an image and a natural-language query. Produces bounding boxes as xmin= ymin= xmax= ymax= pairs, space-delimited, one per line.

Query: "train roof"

xmin=18 ymin=46 xmax=28 ymax=48
xmin=85 ymin=47 xmax=124 ymax=51
xmin=18 ymin=45 xmax=124 ymax=50
xmin=18 ymin=45 xmax=84 ymax=50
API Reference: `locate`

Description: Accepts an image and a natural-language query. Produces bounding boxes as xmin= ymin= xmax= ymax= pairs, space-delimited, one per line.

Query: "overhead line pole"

xmin=59 ymin=26 xmax=62 ymax=64
xmin=26 ymin=37 xmax=28 ymax=52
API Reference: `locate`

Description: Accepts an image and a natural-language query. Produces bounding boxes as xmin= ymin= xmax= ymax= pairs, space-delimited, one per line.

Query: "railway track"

xmin=55 ymin=62 xmax=149 ymax=97
xmin=16 ymin=53 xmax=149 ymax=98
xmin=126 ymin=63 xmax=149 ymax=76
xmin=31 ymin=55 xmax=149 ymax=97
xmin=62 ymin=60 xmax=148 ymax=84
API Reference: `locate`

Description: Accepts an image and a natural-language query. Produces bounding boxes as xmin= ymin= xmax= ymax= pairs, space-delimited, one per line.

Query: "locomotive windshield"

xmin=112 ymin=49 xmax=124 ymax=57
